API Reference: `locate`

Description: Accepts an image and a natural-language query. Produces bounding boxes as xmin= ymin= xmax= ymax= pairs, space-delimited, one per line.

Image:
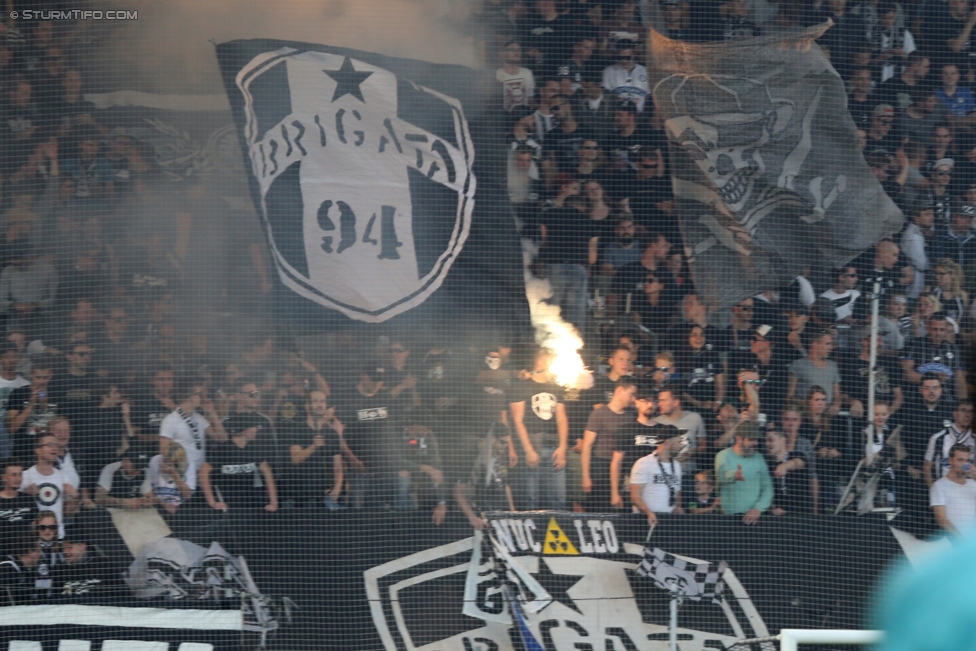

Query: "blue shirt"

xmin=936 ymin=87 xmax=975 ymax=117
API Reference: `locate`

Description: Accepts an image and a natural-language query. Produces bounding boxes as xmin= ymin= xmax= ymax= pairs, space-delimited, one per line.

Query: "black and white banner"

xmin=0 ymin=511 xmax=906 ymax=651
xmin=217 ymin=39 xmax=531 ymax=333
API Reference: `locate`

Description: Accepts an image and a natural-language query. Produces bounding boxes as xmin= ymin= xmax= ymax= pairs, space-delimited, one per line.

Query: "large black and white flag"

xmin=636 ymin=547 xmax=727 ymax=604
xmin=216 ymin=40 xmax=530 ymax=333
xmin=649 ymin=25 xmax=903 ymax=310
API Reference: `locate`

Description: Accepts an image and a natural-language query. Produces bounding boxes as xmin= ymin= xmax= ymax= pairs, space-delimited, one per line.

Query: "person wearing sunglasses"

xmin=601 ymin=40 xmax=649 ymax=113
xmin=30 ymin=510 xmax=64 ymax=599
xmin=818 ymin=265 xmax=862 ymax=335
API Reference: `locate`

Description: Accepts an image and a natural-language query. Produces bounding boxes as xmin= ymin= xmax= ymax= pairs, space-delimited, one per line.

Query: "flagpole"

xmin=867 ymin=279 xmax=880 ymax=469
xmin=669 ymin=589 xmax=682 ymax=651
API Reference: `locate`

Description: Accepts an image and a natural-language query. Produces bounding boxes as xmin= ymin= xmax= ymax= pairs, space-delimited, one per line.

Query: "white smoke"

xmin=91 ymin=0 xmax=481 ymax=94
xmin=522 ymin=242 xmax=593 ymax=390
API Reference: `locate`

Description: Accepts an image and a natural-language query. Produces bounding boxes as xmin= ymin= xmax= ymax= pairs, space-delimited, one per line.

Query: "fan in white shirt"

xmin=630 ymin=425 xmax=684 ymax=525
xmin=931 ymin=443 xmax=976 ymax=536
xmin=158 ymin=381 xmax=227 ymax=491
xmin=601 ymin=41 xmax=649 ymax=113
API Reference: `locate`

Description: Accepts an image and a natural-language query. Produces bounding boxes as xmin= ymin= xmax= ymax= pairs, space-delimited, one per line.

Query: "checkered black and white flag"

xmin=636 ymin=547 xmax=727 ymax=604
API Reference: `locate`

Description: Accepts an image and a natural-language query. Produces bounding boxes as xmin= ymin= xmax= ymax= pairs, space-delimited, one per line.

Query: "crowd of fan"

xmin=488 ymin=0 xmax=975 ymax=532
xmin=0 ymin=0 xmax=975 ymax=606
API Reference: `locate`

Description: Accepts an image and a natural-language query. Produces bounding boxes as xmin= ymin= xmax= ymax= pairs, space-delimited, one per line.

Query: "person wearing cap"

xmin=726 ymin=324 xmax=788 ymax=423
xmin=604 ymin=98 xmax=663 ymax=175
xmin=601 ymin=40 xmax=649 ymax=113
xmin=629 ymin=424 xmax=685 ymax=525
xmin=932 ymin=202 xmax=976 ymax=269
xmin=660 ymin=0 xmax=693 ymax=41
xmin=714 ymin=421 xmax=773 ymax=524
xmin=199 ymin=412 xmax=278 ymax=513
xmin=94 ymin=451 xmax=152 ymax=510
xmin=496 ymin=39 xmax=535 ymax=113
xmin=901 ymin=198 xmax=936 ymax=298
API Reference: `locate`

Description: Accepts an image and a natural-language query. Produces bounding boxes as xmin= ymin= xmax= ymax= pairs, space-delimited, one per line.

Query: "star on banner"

xmin=323 ymin=57 xmax=373 ymax=103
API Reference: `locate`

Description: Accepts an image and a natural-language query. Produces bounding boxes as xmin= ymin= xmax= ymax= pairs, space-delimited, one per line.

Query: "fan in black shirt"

xmin=199 ymin=413 xmax=278 ymax=512
xmin=0 ymin=459 xmax=34 ymax=555
xmin=282 ymin=389 xmax=344 ymax=508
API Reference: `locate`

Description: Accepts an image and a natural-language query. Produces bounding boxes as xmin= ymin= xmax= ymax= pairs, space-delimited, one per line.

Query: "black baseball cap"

xmin=360 ymin=363 xmax=387 ymax=379
xmin=650 ymin=423 xmax=684 ymax=441
xmin=616 ymin=99 xmax=639 ymax=114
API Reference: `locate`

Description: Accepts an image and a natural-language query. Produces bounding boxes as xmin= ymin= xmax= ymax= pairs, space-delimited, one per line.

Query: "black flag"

xmin=216 ymin=40 xmax=530 ymax=337
xmin=649 ymin=25 xmax=904 ymax=310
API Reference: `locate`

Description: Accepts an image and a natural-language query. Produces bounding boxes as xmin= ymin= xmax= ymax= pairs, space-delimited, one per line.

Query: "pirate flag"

xmin=216 ymin=40 xmax=530 ymax=336
xmin=648 ymin=24 xmax=903 ymax=311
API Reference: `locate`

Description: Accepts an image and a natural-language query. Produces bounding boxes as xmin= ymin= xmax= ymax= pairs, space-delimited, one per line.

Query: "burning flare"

xmin=523 ymin=249 xmax=593 ymax=390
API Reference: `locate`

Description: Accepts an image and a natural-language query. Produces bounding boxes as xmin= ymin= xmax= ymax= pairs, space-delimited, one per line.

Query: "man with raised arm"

xmin=715 ymin=421 xmax=772 ymax=525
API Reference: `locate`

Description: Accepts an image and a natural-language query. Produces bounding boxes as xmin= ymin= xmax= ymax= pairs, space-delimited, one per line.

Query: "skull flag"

xmin=216 ymin=40 xmax=530 ymax=333
xmin=649 ymin=24 xmax=903 ymax=310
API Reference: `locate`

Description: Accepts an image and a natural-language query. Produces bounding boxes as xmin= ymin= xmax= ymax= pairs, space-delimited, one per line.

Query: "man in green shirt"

xmin=715 ymin=421 xmax=772 ymax=524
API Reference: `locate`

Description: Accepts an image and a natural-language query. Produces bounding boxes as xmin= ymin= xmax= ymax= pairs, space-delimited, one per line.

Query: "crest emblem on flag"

xmin=365 ymin=515 xmax=770 ymax=651
xmin=233 ymin=48 xmax=475 ymax=322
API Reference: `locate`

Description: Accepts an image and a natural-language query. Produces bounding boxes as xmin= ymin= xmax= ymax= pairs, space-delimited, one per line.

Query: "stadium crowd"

xmin=0 ymin=0 xmax=975 ymax=607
